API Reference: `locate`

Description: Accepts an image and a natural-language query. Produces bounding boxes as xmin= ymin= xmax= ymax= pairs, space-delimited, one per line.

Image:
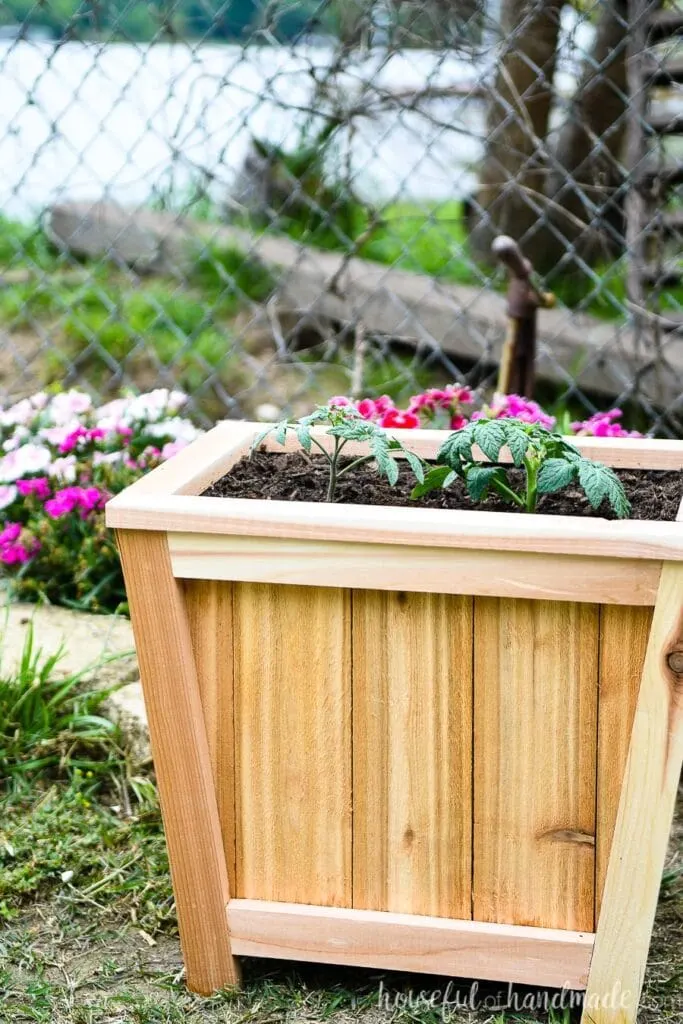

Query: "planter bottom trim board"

xmin=226 ymin=899 xmax=595 ymax=990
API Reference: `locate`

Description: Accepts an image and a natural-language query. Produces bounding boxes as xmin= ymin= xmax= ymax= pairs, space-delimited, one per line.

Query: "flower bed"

xmin=0 ymin=388 xmax=201 ymax=613
xmin=0 ymin=384 xmax=641 ymax=614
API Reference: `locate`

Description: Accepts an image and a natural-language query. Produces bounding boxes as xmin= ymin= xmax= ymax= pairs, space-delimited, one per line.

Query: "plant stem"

xmin=492 ymin=477 xmax=526 ymax=509
xmin=336 ymin=453 xmax=375 ymax=478
xmin=524 ymin=456 xmax=539 ymax=513
xmin=326 ymin=437 xmax=342 ymax=502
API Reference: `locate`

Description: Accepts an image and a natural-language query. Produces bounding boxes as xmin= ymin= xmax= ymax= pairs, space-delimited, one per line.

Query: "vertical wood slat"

xmin=595 ymin=605 xmax=653 ymax=918
xmin=116 ymin=531 xmax=239 ymax=993
xmin=352 ymin=592 xmax=473 ymax=919
xmin=233 ymin=583 xmax=352 ymax=906
xmin=473 ymin=598 xmax=599 ymax=932
xmin=184 ymin=579 xmax=237 ymax=893
xmin=582 ymin=563 xmax=683 ymax=1024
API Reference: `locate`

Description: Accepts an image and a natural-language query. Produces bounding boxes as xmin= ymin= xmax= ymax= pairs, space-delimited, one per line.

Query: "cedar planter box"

xmin=106 ymin=422 xmax=683 ymax=1023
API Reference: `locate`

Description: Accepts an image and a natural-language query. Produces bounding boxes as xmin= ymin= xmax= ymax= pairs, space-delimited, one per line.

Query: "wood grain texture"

xmin=352 ymin=591 xmax=472 ymax=918
xmin=184 ymin=579 xmax=236 ymax=892
xmin=595 ymin=605 xmax=653 ymax=917
xmin=262 ymin=426 xmax=683 ymax=470
xmin=233 ymin=582 xmax=352 ymax=905
xmin=474 ymin=598 xmax=599 ymax=932
xmin=107 ymin=420 xmax=255 ymax=501
xmin=581 ymin=564 xmax=683 ymax=1024
xmin=169 ymin=532 xmax=660 ymax=605
xmin=116 ymin=531 xmax=239 ymax=993
xmin=227 ymin=899 xmax=595 ymax=989
xmin=107 ymin=493 xmax=683 ymax=562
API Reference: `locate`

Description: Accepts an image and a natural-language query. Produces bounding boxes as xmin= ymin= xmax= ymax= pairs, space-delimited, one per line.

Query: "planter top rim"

xmin=106 ymin=421 xmax=683 ymax=561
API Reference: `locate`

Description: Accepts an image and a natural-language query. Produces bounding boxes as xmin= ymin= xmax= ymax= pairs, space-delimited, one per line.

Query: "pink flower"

xmin=161 ymin=440 xmax=188 ymax=461
xmin=473 ymin=393 xmax=555 ymax=429
xmin=571 ymin=409 xmax=642 ymax=438
xmin=1 ymin=543 xmax=32 ymax=565
xmin=44 ymin=486 xmax=104 ymax=519
xmin=0 ymin=522 xmax=21 ymax=544
xmin=408 ymin=385 xmax=474 ymax=423
xmin=328 ymin=396 xmax=351 ymax=408
xmin=58 ymin=426 xmax=107 ymax=454
xmin=450 ymin=414 xmax=468 ymax=430
xmin=379 ymin=409 xmax=421 ymax=429
xmin=17 ymin=477 xmax=51 ymax=500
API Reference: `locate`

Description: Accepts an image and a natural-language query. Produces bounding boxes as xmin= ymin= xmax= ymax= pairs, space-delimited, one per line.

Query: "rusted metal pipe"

xmin=492 ymin=235 xmax=555 ymax=397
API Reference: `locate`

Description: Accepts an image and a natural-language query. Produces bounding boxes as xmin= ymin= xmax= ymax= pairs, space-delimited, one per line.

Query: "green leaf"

xmin=274 ymin=420 xmax=289 ymax=446
xmin=465 ymin=466 xmax=506 ymax=503
xmin=438 ymin=425 xmax=474 ymax=467
xmin=473 ymin=419 xmax=507 ymax=461
xmin=385 ymin=457 xmax=399 ymax=486
xmin=504 ymin=425 xmax=530 ymax=467
xmin=537 ymin=457 xmax=578 ymax=494
xmin=296 ymin=424 xmax=312 ymax=453
xmin=403 ymin=450 xmax=425 ymax=484
xmin=371 ymin=434 xmax=398 ymax=486
xmin=411 ymin=465 xmax=456 ymax=499
xmin=251 ymin=424 xmax=275 ymax=452
xmin=577 ymin=459 xmax=631 ymax=517
xmin=328 ymin=421 xmax=374 ymax=442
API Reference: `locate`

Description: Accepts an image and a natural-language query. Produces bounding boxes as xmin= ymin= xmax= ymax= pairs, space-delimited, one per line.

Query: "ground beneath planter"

xmin=206 ymin=452 xmax=683 ymax=522
xmin=1 ymin=794 xmax=680 ymax=1024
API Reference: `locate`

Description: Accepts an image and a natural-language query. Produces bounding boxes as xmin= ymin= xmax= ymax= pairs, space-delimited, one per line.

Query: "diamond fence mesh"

xmin=0 ymin=0 xmax=681 ymax=431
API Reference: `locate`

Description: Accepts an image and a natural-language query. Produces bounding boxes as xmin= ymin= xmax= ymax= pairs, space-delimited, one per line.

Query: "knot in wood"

xmin=666 ymin=649 xmax=683 ymax=676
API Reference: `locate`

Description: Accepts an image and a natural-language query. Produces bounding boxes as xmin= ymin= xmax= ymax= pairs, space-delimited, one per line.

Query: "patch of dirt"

xmin=206 ymin=451 xmax=683 ymax=522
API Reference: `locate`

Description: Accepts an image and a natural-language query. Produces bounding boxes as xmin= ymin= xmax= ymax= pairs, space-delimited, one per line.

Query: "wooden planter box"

xmin=106 ymin=422 xmax=683 ymax=1023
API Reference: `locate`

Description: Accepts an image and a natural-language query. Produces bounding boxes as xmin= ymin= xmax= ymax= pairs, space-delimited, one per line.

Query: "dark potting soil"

xmin=203 ymin=451 xmax=683 ymax=522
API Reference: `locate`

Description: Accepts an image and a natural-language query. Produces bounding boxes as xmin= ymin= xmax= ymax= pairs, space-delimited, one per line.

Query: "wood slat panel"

xmin=233 ymin=583 xmax=352 ymax=905
xmin=228 ymin=899 xmax=595 ymax=990
xmin=595 ymin=605 xmax=653 ymax=918
xmin=474 ymin=598 xmax=599 ymax=931
xmin=169 ymin=532 xmax=660 ymax=606
xmin=184 ymin=579 xmax=236 ymax=892
xmin=353 ymin=591 xmax=473 ymax=918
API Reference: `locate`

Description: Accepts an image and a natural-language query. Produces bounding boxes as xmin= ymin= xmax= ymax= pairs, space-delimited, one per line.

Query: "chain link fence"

xmin=0 ymin=0 xmax=681 ymax=432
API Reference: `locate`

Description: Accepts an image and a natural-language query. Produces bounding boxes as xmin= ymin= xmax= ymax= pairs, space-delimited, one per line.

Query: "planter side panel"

xmin=232 ymin=583 xmax=352 ymax=906
xmin=596 ymin=605 xmax=652 ymax=917
xmin=473 ymin=598 xmax=599 ymax=932
xmin=184 ymin=580 xmax=237 ymax=892
xmin=352 ymin=591 xmax=473 ymax=918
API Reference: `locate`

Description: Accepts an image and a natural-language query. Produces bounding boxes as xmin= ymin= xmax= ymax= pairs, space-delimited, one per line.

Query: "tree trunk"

xmin=546 ymin=0 xmax=631 ymax=267
xmin=469 ymin=0 xmax=564 ymax=267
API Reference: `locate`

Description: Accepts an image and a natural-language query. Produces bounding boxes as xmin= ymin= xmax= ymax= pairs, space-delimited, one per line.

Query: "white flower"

xmin=0 ymin=398 xmax=35 ymax=428
xmin=48 ymin=455 xmax=77 ymax=483
xmin=93 ymin=450 xmax=124 ymax=467
xmin=0 ymin=484 xmax=17 ymax=509
xmin=126 ymin=389 xmax=187 ymax=423
xmin=95 ymin=397 xmax=131 ymax=423
xmin=30 ymin=391 xmax=49 ymax=410
xmin=147 ymin=418 xmax=200 ymax=443
xmin=0 ymin=444 xmax=52 ymax=482
xmin=3 ymin=426 xmax=29 ymax=452
xmin=48 ymin=390 xmax=92 ymax=425
xmin=60 ymin=870 xmax=74 ymax=883
xmin=40 ymin=423 xmax=79 ymax=447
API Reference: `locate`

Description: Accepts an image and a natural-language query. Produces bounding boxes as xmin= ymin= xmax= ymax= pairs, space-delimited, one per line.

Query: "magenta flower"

xmin=473 ymin=393 xmax=555 ymax=429
xmin=44 ymin=485 xmax=104 ymax=519
xmin=1 ymin=543 xmax=32 ymax=565
xmin=571 ymin=409 xmax=642 ymax=438
xmin=0 ymin=522 xmax=21 ymax=544
xmin=17 ymin=477 xmax=51 ymax=500
xmin=379 ymin=409 xmax=421 ymax=429
xmin=356 ymin=396 xmax=395 ymax=421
